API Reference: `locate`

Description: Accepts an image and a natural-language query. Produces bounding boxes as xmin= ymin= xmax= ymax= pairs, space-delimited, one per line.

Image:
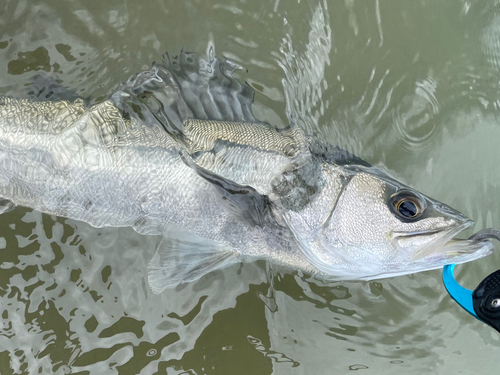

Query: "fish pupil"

xmin=398 ymin=200 xmax=417 ymax=218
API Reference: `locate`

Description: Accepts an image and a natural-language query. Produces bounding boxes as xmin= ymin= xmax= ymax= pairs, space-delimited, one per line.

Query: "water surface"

xmin=1 ymin=0 xmax=500 ymax=373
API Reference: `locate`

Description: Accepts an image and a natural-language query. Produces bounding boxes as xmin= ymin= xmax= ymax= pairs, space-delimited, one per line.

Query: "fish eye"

xmin=490 ymin=298 xmax=500 ymax=309
xmin=396 ymin=199 xmax=418 ymax=218
xmin=390 ymin=192 xmax=425 ymax=220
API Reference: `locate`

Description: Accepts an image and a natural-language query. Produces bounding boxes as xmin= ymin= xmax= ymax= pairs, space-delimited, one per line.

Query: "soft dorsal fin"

xmin=112 ymin=50 xmax=258 ymax=145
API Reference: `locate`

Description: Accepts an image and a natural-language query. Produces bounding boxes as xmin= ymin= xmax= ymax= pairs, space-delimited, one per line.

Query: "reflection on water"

xmin=2 ymin=0 xmax=500 ymax=373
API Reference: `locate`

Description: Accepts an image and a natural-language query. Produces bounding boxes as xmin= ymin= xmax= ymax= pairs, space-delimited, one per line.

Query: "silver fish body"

xmin=0 ymin=52 xmax=493 ymax=292
xmin=0 ymin=96 xmax=317 ymax=291
xmin=181 ymin=117 xmax=492 ymax=280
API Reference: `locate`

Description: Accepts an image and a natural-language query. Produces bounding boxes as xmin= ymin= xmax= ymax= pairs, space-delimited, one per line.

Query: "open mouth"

xmin=430 ymin=237 xmax=494 ymax=263
xmin=360 ymin=222 xmax=495 ymax=281
xmin=425 ymin=222 xmax=494 ymax=264
xmin=433 ymin=226 xmax=498 ymax=264
xmin=395 ymin=220 xmax=494 ymax=262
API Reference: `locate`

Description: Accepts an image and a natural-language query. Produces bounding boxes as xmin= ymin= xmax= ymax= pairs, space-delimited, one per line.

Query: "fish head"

xmin=279 ymin=163 xmax=493 ymax=280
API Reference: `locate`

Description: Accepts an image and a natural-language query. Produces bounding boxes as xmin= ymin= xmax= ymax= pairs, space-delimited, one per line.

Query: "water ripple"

xmin=277 ymin=1 xmax=331 ymax=134
xmin=2 ymin=0 xmax=500 ymax=373
xmin=481 ymin=14 xmax=500 ymax=72
xmin=393 ymin=76 xmax=439 ymax=152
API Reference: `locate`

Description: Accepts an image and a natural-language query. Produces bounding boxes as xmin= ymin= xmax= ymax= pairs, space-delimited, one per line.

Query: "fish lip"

xmin=393 ymin=228 xmax=446 ymax=238
xmin=393 ymin=219 xmax=473 ymax=240
xmin=443 ymin=219 xmax=475 ymax=243
xmin=358 ymin=223 xmax=494 ymax=280
xmin=356 ymin=239 xmax=494 ymax=281
xmin=420 ymin=219 xmax=494 ymax=261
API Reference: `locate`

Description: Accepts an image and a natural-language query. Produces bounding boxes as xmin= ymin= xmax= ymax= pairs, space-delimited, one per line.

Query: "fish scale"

xmin=0 ymin=51 xmax=493 ymax=290
xmin=0 ymin=96 xmax=316 ymax=290
xmin=184 ymin=118 xmax=303 ymax=156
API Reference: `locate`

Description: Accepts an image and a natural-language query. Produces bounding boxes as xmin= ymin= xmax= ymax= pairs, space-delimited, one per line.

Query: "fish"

xmin=0 ymin=50 xmax=493 ymax=293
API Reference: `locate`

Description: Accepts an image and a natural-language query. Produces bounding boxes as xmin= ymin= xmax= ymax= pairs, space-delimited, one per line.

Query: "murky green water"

xmin=1 ymin=0 xmax=500 ymax=373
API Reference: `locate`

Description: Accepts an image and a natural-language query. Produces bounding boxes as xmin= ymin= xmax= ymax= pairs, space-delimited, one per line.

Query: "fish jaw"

xmin=393 ymin=219 xmax=475 ymax=261
xmin=356 ymin=220 xmax=494 ymax=280
xmin=312 ymin=237 xmax=493 ymax=282
xmin=357 ymin=239 xmax=494 ymax=281
xmin=365 ymin=218 xmax=494 ymax=279
xmin=300 ymin=215 xmax=494 ymax=281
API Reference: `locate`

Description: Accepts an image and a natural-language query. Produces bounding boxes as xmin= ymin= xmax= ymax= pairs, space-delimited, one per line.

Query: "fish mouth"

xmin=396 ymin=219 xmax=494 ymax=264
xmin=356 ymin=221 xmax=494 ymax=281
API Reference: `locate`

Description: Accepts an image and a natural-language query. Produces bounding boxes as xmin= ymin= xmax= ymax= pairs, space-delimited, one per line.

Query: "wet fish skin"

xmin=0 ymin=51 xmax=493 ymax=291
xmin=187 ymin=117 xmax=492 ymax=280
xmin=184 ymin=118 xmax=308 ymax=196
xmin=0 ymin=96 xmax=316 ymax=292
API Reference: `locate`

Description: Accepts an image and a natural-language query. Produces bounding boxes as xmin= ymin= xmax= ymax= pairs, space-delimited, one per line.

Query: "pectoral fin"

xmin=148 ymin=229 xmax=239 ymax=293
xmin=179 ymin=150 xmax=271 ymax=227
